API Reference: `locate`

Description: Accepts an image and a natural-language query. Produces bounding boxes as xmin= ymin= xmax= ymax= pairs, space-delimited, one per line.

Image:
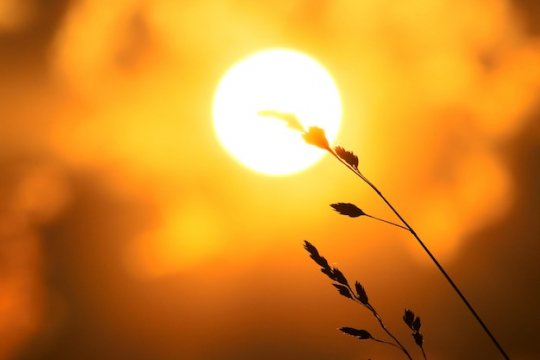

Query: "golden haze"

xmin=1 ymin=0 xmax=540 ymax=359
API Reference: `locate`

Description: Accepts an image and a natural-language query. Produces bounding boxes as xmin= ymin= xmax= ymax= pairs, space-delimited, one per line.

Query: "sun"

xmin=213 ymin=48 xmax=342 ymax=176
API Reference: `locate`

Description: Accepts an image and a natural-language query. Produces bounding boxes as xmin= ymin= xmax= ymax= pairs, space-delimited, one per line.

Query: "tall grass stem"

xmin=330 ymin=150 xmax=510 ymax=360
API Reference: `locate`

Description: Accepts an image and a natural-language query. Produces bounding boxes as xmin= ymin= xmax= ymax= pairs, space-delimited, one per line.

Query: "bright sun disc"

xmin=213 ymin=49 xmax=342 ymax=176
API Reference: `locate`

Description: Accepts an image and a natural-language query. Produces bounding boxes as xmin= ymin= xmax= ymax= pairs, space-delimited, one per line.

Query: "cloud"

xmin=1 ymin=0 xmax=540 ymax=357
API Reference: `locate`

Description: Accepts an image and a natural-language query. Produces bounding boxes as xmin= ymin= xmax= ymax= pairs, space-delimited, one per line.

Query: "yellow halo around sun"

xmin=213 ymin=48 xmax=342 ymax=176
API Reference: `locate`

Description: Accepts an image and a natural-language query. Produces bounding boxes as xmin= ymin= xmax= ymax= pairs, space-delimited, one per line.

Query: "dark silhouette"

xmin=304 ymin=241 xmax=417 ymax=359
xmin=262 ymin=110 xmax=511 ymax=359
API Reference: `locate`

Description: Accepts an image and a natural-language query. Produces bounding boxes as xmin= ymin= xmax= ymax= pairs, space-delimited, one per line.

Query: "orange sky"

xmin=1 ymin=1 xmax=540 ymax=359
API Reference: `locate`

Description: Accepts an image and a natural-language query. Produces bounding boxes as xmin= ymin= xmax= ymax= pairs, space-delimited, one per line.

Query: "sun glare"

xmin=213 ymin=49 xmax=342 ymax=176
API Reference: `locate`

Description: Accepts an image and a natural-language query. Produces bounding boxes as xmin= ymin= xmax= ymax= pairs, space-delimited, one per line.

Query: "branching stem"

xmin=343 ymin=282 xmax=413 ymax=360
xmin=330 ymin=149 xmax=510 ymax=360
xmin=366 ymin=303 xmax=413 ymax=360
xmin=366 ymin=214 xmax=408 ymax=231
xmin=372 ymin=337 xmax=401 ymax=349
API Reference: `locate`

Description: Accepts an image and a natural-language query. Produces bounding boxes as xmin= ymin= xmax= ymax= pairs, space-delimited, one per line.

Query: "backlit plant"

xmin=260 ymin=111 xmax=510 ymax=359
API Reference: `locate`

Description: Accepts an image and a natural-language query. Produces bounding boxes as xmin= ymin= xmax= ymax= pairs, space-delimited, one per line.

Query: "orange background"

xmin=1 ymin=0 xmax=539 ymax=359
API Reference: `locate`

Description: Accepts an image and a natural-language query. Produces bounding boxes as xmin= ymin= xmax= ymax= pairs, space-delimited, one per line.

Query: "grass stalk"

xmin=344 ymin=282 xmax=413 ymax=359
xmin=262 ymin=112 xmax=510 ymax=359
xmin=329 ymin=148 xmax=510 ymax=360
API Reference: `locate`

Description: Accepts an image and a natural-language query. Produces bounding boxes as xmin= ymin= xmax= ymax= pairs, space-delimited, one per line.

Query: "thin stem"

xmin=366 ymin=303 xmax=413 ymax=360
xmin=420 ymin=346 xmax=427 ymax=360
xmin=331 ymin=149 xmax=510 ymax=360
xmin=343 ymin=283 xmax=413 ymax=360
xmin=372 ymin=337 xmax=401 ymax=349
xmin=362 ymin=175 xmax=509 ymax=360
xmin=366 ymin=214 xmax=408 ymax=231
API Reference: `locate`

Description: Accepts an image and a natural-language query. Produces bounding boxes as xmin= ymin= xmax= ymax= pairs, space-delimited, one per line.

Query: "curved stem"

xmin=366 ymin=304 xmax=413 ymax=360
xmin=343 ymin=283 xmax=413 ymax=360
xmin=372 ymin=336 xmax=401 ymax=349
xmin=330 ymin=149 xmax=510 ymax=359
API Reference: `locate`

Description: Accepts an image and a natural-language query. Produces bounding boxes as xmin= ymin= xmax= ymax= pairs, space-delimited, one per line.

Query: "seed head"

xmin=303 ymin=126 xmax=330 ymax=150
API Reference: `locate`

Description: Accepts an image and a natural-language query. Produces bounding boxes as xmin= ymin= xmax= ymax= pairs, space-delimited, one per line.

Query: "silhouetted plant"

xmin=261 ymin=111 xmax=510 ymax=359
xmin=404 ymin=309 xmax=427 ymax=359
xmin=304 ymin=240 xmax=415 ymax=359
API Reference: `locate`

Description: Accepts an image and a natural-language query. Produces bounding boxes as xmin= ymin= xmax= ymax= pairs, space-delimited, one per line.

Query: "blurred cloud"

xmin=45 ymin=0 xmax=540 ymax=267
xmin=0 ymin=159 xmax=70 ymax=359
xmin=0 ymin=0 xmax=34 ymax=32
xmin=1 ymin=0 xmax=540 ymax=359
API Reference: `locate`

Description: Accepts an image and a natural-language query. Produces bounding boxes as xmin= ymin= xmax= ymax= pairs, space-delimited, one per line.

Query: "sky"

xmin=0 ymin=0 xmax=539 ymax=359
